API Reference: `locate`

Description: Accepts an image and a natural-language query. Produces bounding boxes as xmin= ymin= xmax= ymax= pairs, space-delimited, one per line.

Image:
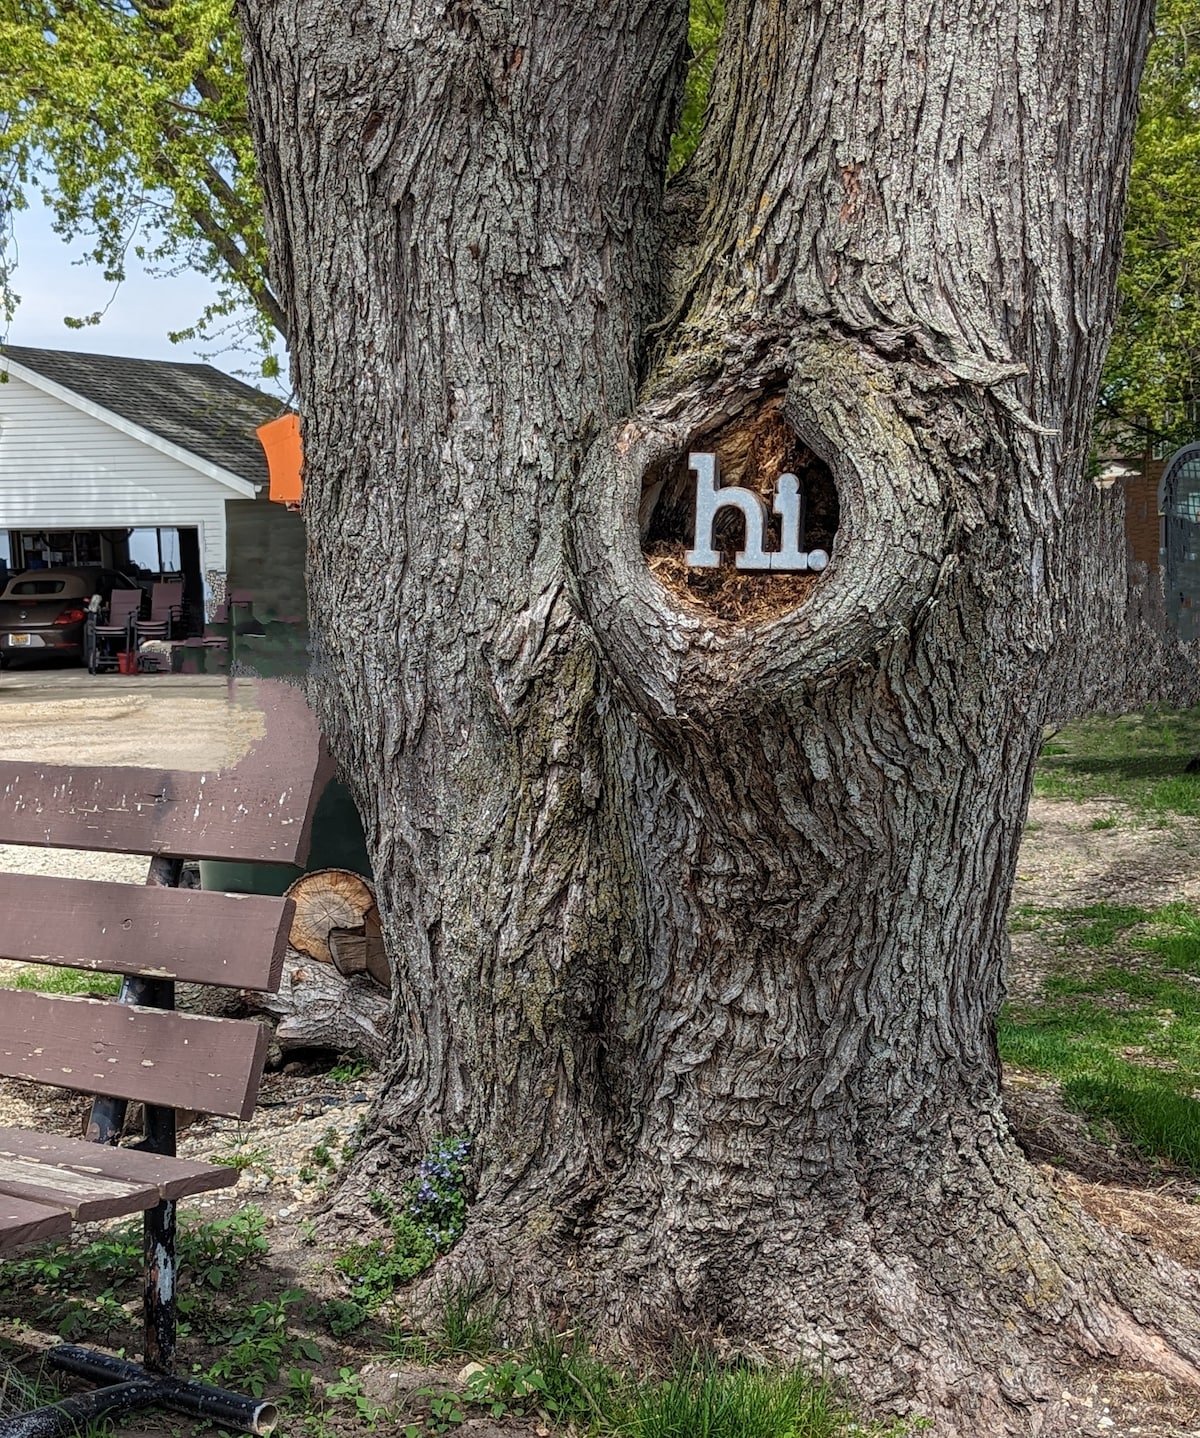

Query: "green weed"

xmin=307 ymin=1126 xmax=344 ymax=1173
xmin=496 ymin=1329 xmax=621 ymax=1428
xmin=326 ymin=1367 xmax=385 ymax=1428
xmin=0 ymin=1207 xmax=271 ymax=1343
xmin=330 ymin=1056 xmax=372 ymax=1083
xmin=179 ymin=1208 xmax=271 ymax=1287
xmin=403 ymin=1389 xmax=466 ymax=1436
xmin=205 ymin=1291 xmax=323 ymax=1398
xmin=336 ymin=1137 xmax=472 ymax=1310
xmin=212 ymin=1126 xmax=274 ymax=1174
xmin=323 ymin=1298 xmax=369 ymax=1337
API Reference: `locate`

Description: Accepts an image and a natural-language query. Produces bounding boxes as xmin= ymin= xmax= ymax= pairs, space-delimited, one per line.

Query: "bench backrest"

xmin=0 ymin=680 xmax=333 ymax=1121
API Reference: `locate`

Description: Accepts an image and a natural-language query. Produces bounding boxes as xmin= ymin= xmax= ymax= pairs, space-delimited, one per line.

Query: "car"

xmin=0 ymin=567 xmax=142 ymax=666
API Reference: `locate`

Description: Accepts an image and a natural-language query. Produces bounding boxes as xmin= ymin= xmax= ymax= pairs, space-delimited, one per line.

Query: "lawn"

xmin=1035 ymin=705 xmax=1200 ymax=815
xmin=1004 ymin=705 xmax=1200 ymax=1172
xmin=1000 ymin=902 xmax=1200 ymax=1171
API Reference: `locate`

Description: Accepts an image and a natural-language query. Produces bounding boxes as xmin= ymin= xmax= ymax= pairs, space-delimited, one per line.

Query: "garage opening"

xmin=2 ymin=527 xmax=204 ymax=631
xmin=1159 ymin=443 xmax=1200 ymax=641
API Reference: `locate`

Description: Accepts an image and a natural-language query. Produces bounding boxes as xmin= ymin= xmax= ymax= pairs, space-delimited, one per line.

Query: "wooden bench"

xmin=0 ymin=680 xmax=333 ymax=1438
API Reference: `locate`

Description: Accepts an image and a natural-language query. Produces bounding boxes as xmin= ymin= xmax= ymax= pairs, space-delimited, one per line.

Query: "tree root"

xmin=331 ymin=1121 xmax=1200 ymax=1437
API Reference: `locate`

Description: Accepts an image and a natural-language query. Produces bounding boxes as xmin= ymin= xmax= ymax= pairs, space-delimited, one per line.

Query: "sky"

xmin=4 ymin=191 xmax=288 ymax=397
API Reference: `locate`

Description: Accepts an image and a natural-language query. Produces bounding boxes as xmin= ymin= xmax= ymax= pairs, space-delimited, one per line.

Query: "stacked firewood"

xmin=240 ymin=869 xmax=391 ymax=1061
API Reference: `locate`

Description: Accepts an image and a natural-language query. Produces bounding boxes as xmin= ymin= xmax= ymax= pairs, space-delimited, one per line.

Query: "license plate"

xmin=8 ymin=634 xmax=31 ymax=647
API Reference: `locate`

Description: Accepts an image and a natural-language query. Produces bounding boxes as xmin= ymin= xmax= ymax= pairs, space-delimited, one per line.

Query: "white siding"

xmin=0 ymin=371 xmax=247 ymax=570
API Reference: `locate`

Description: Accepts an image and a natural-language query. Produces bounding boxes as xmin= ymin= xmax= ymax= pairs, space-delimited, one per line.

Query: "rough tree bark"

xmin=235 ymin=0 xmax=1200 ymax=1430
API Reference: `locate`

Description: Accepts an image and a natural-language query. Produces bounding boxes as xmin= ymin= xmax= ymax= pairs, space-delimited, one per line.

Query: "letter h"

xmin=685 ymin=452 xmax=772 ymax=570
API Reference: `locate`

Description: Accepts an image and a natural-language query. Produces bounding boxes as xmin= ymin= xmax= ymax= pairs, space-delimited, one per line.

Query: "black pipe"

xmin=0 ymin=1381 xmax=160 ymax=1438
xmin=47 ymin=1347 xmax=278 ymax=1435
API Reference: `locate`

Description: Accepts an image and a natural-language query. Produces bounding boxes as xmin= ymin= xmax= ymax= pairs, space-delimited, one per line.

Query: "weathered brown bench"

xmin=0 ymin=680 xmax=332 ymax=1438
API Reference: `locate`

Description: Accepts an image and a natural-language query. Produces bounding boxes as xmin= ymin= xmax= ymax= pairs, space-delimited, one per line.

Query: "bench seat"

xmin=0 ymin=679 xmax=334 ymax=1437
xmin=0 ymin=1127 xmax=238 ymax=1250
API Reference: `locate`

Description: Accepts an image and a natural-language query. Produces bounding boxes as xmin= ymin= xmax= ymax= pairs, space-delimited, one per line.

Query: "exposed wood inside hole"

xmin=640 ymin=398 xmax=839 ymax=624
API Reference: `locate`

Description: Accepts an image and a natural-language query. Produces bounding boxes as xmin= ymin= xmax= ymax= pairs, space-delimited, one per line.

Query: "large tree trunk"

xmin=237 ymin=0 xmax=1200 ymax=1430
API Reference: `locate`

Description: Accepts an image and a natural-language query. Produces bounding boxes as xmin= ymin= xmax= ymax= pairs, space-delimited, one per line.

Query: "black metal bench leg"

xmin=143 ymin=1197 xmax=176 ymax=1374
xmin=142 ymin=1092 xmax=178 ymax=1376
xmin=12 ymin=886 xmax=277 ymax=1435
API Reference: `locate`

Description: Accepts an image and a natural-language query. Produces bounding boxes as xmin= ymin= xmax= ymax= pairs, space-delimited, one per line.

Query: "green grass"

xmin=0 ymin=1352 xmax=65 ymax=1422
xmin=416 ymin=1337 xmax=929 ymax=1438
xmin=1034 ymin=706 xmax=1200 ymax=815
xmin=1000 ymin=900 xmax=1200 ymax=1170
xmin=386 ymin=1281 xmax=501 ymax=1362
xmin=1057 ymin=903 xmax=1155 ymax=948
xmin=3 ymin=965 xmax=121 ymax=997
xmin=613 ymin=1356 xmax=911 ymax=1438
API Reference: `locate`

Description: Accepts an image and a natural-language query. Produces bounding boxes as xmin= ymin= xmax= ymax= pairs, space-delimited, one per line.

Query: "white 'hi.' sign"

xmin=685 ymin=452 xmax=829 ymax=573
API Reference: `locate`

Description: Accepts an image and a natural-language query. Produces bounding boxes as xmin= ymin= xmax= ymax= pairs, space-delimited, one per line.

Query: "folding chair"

xmin=134 ymin=583 xmax=184 ymax=645
xmin=87 ymin=589 xmax=142 ymax=674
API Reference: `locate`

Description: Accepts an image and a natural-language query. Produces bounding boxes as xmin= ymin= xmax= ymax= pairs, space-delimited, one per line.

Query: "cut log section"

xmin=285 ymin=868 xmax=390 ymax=989
xmin=235 ymin=868 xmax=391 ymax=1060
xmin=243 ymin=952 xmax=389 ymax=1061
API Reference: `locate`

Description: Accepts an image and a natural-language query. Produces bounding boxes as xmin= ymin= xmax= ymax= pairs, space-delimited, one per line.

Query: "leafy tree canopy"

xmin=0 ymin=0 xmax=282 ymax=363
xmin=0 ymin=0 xmax=726 ymax=364
xmin=7 ymin=0 xmax=1188 ymax=457
xmin=672 ymin=0 xmax=723 ymax=175
xmin=1099 ymin=0 xmax=1200 ymax=453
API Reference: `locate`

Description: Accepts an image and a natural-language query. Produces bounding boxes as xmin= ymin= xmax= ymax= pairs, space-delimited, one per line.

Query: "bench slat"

xmin=0 ymin=1147 xmax=236 ymax=1223
xmin=0 ymin=995 xmax=269 ymax=1120
xmin=0 ymin=874 xmax=293 ymax=989
xmin=0 ymin=680 xmax=334 ymax=864
xmin=0 ymin=1156 xmax=160 ymax=1221
xmin=0 ymin=1192 xmax=71 ymax=1252
xmin=0 ymin=1129 xmax=238 ymax=1202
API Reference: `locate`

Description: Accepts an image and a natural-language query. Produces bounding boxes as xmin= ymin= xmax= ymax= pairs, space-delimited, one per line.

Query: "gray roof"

xmin=1 ymin=345 xmax=284 ymax=488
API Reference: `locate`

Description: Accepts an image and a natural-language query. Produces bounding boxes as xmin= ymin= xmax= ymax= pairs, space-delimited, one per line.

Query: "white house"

xmin=0 ymin=346 xmax=289 ymax=618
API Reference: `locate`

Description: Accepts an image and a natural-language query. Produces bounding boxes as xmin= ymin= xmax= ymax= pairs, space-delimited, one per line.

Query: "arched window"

xmin=1159 ymin=443 xmax=1200 ymax=640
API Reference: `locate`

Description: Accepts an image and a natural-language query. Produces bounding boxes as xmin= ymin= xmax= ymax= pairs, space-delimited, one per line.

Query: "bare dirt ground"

xmin=3 ymin=670 xmax=1200 ymax=1435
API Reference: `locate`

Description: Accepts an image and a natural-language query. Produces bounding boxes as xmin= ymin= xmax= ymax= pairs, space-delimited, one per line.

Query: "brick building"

xmin=1119 ymin=445 xmax=1200 ymax=640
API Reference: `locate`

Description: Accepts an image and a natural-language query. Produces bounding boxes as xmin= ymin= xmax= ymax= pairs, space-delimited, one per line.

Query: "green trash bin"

xmin=199 ymin=777 xmax=371 ymax=895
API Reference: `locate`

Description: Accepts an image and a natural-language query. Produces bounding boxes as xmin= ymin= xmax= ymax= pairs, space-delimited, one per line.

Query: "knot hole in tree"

xmin=639 ymin=398 xmax=839 ymax=623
